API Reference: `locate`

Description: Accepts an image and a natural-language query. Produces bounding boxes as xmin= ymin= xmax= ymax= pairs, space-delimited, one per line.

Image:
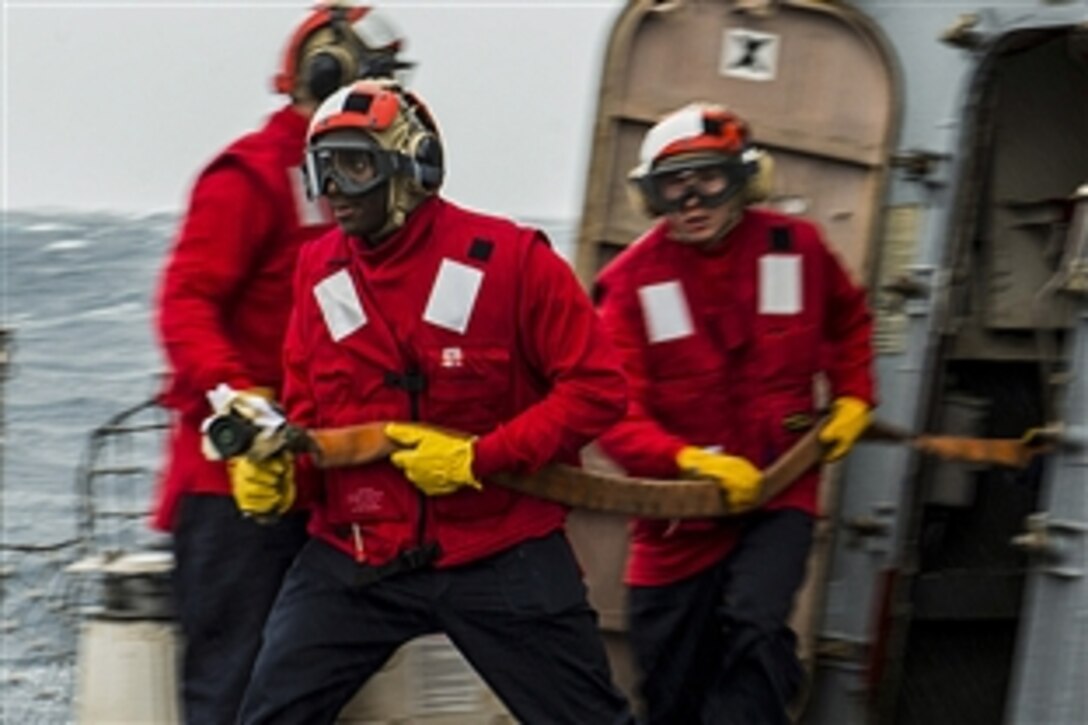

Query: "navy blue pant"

xmin=628 ymin=509 xmax=814 ymax=725
xmin=172 ymin=494 xmax=308 ymax=725
xmin=239 ymin=532 xmax=635 ymax=724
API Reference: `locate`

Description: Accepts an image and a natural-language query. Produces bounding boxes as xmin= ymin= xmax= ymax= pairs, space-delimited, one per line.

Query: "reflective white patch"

xmin=759 ymin=255 xmax=802 ymax=315
xmin=290 ymin=166 xmax=330 ymax=226
xmin=423 ymin=259 xmax=483 ymax=334
xmin=720 ymin=29 xmax=780 ymax=82
xmin=639 ymin=280 xmax=694 ymax=343
xmin=314 ymin=269 xmax=367 ymax=341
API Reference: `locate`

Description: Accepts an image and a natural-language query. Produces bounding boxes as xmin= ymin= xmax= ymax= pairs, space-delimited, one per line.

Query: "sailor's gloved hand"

xmin=228 ymin=451 xmax=296 ymax=521
xmin=385 ymin=423 xmax=482 ymax=496
xmin=676 ymin=446 xmax=763 ymax=510
xmin=819 ymin=396 xmax=872 ymax=461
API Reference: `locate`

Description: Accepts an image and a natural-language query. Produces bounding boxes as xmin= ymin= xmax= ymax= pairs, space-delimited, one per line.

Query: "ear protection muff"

xmin=299 ymin=6 xmax=365 ymax=103
xmin=744 ymin=149 xmax=773 ymax=203
xmin=397 ymin=91 xmax=444 ymax=193
xmin=375 ymin=122 xmax=442 ymax=238
xmin=301 ymin=42 xmax=357 ymax=104
xmin=296 ymin=6 xmax=362 ymax=103
xmin=376 ymin=91 xmax=444 ymax=238
xmin=275 ymin=6 xmax=358 ymax=100
xmin=403 ymin=133 xmax=444 ymax=192
xmin=275 ymin=5 xmax=408 ymax=104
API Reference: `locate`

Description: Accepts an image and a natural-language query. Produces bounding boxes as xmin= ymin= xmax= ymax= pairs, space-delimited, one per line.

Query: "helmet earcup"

xmin=302 ymin=49 xmax=352 ymax=104
xmin=412 ymin=134 xmax=444 ymax=191
xmin=744 ymin=151 xmax=774 ymax=203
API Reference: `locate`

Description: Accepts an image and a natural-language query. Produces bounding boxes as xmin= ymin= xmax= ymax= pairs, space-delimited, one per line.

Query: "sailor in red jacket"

xmin=152 ymin=6 xmax=410 ymax=723
xmin=594 ymin=103 xmax=876 ymax=724
xmin=234 ymin=80 xmax=635 ymax=724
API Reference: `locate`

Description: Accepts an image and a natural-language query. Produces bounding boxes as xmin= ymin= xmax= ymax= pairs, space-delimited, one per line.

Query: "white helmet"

xmin=629 ymin=102 xmax=766 ymax=216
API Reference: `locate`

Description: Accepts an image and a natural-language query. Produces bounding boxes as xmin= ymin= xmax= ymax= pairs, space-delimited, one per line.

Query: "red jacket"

xmin=594 ymin=209 xmax=874 ymax=586
xmin=283 ymin=196 xmax=627 ymax=568
xmin=152 ymin=106 xmax=333 ymax=530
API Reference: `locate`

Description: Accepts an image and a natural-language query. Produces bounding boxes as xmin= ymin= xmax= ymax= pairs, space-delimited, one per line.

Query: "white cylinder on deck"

xmin=74 ymin=618 xmax=181 ymax=724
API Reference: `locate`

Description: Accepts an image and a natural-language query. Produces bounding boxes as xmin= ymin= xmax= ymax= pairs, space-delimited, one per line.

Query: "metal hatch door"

xmin=869 ymin=21 xmax=1088 ymax=725
xmin=574 ymin=0 xmax=899 ymax=281
xmin=567 ymin=0 xmax=899 ymax=710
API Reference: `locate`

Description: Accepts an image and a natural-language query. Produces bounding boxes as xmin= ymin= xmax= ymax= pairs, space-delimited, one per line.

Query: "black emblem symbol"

xmin=731 ymin=35 xmax=771 ymax=73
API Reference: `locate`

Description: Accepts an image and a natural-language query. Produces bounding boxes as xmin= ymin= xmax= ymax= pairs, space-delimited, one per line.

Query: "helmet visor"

xmin=303 ymin=137 xmax=397 ymax=198
xmin=642 ymin=157 xmax=748 ymax=213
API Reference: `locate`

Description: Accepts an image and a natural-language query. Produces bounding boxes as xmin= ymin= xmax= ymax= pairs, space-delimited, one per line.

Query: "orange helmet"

xmin=629 ymin=103 xmax=762 ymax=215
xmin=273 ymin=3 xmax=411 ymax=104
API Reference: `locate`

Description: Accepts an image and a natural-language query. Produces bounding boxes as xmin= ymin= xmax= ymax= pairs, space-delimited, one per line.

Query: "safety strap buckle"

xmin=384 ymin=370 xmax=426 ymax=393
xmin=398 ymin=541 xmax=441 ymax=570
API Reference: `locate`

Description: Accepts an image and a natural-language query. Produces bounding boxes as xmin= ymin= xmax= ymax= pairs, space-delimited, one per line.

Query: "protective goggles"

xmin=640 ymin=157 xmax=749 ymax=213
xmin=303 ymin=138 xmax=402 ymax=199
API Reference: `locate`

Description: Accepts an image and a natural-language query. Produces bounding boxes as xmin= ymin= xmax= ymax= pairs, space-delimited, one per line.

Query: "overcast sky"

xmin=1 ymin=0 xmax=625 ymax=221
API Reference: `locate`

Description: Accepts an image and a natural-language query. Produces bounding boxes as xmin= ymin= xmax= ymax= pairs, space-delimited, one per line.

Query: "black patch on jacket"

xmin=468 ymin=238 xmax=494 ymax=262
xmin=771 ymin=226 xmax=793 ymax=252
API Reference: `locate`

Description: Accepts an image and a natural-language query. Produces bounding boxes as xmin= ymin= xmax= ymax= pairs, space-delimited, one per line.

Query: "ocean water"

xmin=1 ymin=209 xmax=175 ymax=724
xmin=0 ymin=209 xmax=575 ymax=723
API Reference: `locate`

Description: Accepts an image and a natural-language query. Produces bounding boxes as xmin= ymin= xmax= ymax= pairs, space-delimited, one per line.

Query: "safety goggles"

xmin=303 ymin=138 xmax=401 ymax=199
xmin=641 ymin=157 xmax=748 ymax=213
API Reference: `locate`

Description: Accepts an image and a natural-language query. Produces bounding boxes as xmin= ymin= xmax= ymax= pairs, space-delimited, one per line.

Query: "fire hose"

xmin=205 ymin=399 xmax=1053 ymax=519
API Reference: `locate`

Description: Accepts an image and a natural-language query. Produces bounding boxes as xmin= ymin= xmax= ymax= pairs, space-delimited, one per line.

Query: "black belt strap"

xmin=302 ymin=538 xmax=440 ymax=590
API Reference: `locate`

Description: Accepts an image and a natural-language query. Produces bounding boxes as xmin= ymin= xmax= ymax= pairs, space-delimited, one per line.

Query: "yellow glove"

xmin=676 ymin=446 xmax=763 ymax=510
xmin=385 ymin=423 xmax=483 ymax=496
xmin=227 ymin=451 xmax=296 ymax=520
xmin=819 ymin=396 xmax=872 ymax=461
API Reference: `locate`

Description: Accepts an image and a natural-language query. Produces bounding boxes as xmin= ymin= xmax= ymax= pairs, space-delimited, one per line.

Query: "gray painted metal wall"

xmin=1006 ymin=188 xmax=1088 ymax=724
xmin=811 ymin=3 xmax=1088 ymax=724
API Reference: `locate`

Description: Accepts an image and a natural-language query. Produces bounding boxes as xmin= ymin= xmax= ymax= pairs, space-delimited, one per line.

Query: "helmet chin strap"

xmin=370 ymin=174 xmax=429 ymax=241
